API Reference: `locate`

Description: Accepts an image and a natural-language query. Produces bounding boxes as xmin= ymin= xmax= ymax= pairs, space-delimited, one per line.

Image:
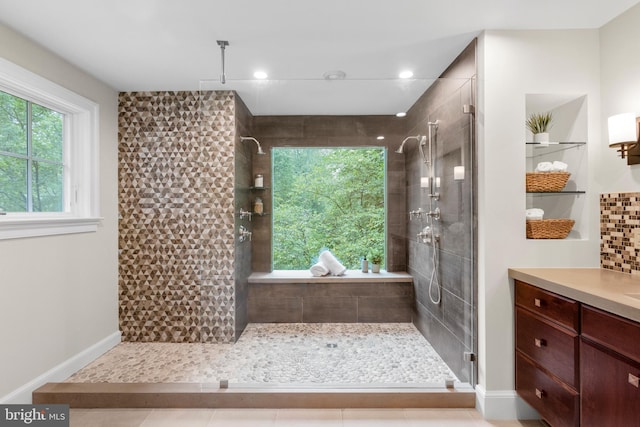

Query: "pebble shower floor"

xmin=66 ymin=323 xmax=458 ymax=386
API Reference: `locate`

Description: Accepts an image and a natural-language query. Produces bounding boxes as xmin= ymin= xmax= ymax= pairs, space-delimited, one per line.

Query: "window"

xmin=0 ymin=57 xmax=100 ymax=239
xmin=272 ymin=147 xmax=386 ymax=270
xmin=0 ymin=91 xmax=65 ymax=212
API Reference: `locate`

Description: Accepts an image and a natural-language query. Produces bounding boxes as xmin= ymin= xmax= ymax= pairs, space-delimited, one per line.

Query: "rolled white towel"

xmin=551 ymin=161 xmax=568 ymax=172
xmin=310 ymin=262 xmax=330 ymax=277
xmin=535 ymin=162 xmax=553 ymax=172
xmin=318 ymin=250 xmax=347 ymax=276
xmin=526 ymin=208 xmax=544 ymax=220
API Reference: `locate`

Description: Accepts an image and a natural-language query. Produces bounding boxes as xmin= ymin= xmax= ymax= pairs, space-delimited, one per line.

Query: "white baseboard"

xmin=0 ymin=331 xmax=121 ymax=404
xmin=475 ymin=384 xmax=539 ymax=420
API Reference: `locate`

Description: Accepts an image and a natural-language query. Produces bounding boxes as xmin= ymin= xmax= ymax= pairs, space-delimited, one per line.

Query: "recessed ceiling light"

xmin=254 ymin=71 xmax=268 ymax=79
xmin=399 ymin=70 xmax=413 ymax=79
xmin=376 ymin=136 xmax=385 ymax=140
xmin=396 ymin=112 xmax=407 ymax=118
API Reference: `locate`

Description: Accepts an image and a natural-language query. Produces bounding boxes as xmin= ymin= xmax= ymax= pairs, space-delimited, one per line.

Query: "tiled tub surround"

xmin=600 ymin=192 xmax=640 ymax=274
xmin=66 ymin=323 xmax=457 ymax=386
xmin=119 ymin=90 xmax=245 ymax=344
xmin=248 ymin=271 xmax=414 ymax=323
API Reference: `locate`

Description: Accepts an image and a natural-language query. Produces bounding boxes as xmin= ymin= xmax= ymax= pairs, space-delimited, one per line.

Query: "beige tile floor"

xmin=70 ymin=408 xmax=544 ymax=427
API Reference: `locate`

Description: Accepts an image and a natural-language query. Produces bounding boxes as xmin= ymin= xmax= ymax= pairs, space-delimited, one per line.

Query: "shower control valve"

xmin=239 ymin=208 xmax=252 ymax=221
xmin=417 ymin=226 xmax=439 ymax=244
xmin=427 ymin=207 xmax=441 ymax=221
xmin=409 ymin=208 xmax=426 ymax=220
xmin=239 ymin=225 xmax=252 ymax=242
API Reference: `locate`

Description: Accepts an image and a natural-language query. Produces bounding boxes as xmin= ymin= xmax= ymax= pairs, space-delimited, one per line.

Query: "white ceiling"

xmin=0 ymin=0 xmax=638 ymax=115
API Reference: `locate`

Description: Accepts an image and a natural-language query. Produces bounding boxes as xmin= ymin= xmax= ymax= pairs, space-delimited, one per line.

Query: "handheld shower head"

xmin=240 ymin=136 xmax=266 ymax=155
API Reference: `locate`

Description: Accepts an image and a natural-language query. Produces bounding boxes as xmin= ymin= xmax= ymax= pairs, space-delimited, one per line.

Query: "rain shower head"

xmin=395 ymin=135 xmax=424 ymax=154
xmin=241 ymin=136 xmax=266 ymax=155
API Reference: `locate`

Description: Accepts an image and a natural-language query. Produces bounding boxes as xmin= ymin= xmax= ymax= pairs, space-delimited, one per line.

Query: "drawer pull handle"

xmin=629 ymin=374 xmax=639 ymax=388
xmin=535 ymin=338 xmax=546 ymax=348
xmin=534 ymin=298 xmax=542 ymax=308
xmin=535 ymin=388 xmax=545 ymax=399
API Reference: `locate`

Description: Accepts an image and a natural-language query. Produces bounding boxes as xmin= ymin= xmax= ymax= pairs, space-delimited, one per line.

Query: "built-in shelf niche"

xmin=525 ymin=94 xmax=588 ymax=240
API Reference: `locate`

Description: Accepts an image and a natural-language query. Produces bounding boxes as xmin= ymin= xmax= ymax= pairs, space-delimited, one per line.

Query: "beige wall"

xmin=599 ymin=2 xmax=640 ymax=192
xmin=0 ymin=24 xmax=119 ymax=401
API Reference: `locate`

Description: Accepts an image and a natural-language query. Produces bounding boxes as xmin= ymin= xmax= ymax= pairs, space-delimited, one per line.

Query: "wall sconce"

xmin=608 ymin=112 xmax=640 ymax=164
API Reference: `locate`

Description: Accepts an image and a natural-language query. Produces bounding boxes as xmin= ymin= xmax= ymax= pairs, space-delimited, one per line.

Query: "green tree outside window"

xmin=272 ymin=147 xmax=386 ymax=270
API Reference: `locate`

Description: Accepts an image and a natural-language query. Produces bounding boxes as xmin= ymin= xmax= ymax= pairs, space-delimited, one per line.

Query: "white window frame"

xmin=0 ymin=57 xmax=100 ymax=239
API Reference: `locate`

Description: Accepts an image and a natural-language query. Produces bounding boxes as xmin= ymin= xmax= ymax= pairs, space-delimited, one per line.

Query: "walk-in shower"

xmin=91 ymin=40 xmax=481 ymax=413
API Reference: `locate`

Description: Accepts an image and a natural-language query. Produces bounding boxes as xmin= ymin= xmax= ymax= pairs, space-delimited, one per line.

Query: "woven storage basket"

xmin=526 ymin=172 xmax=570 ymax=192
xmin=526 ymin=219 xmax=575 ymax=239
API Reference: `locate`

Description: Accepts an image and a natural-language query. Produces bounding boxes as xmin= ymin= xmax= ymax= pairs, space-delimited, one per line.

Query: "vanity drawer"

xmin=516 ymin=307 xmax=579 ymax=388
xmin=515 ymin=280 xmax=579 ymax=332
xmin=516 ymin=352 xmax=579 ymax=427
xmin=582 ymin=305 xmax=640 ymax=364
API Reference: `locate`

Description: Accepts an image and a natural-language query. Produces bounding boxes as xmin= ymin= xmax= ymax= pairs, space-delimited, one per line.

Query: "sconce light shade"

xmin=608 ymin=112 xmax=638 ymax=158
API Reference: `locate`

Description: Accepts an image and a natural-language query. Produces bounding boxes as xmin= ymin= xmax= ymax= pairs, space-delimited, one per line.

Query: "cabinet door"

xmin=581 ymin=339 xmax=640 ymax=427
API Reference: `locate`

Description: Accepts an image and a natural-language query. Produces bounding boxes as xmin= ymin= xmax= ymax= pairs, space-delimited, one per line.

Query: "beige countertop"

xmin=508 ymin=268 xmax=640 ymax=323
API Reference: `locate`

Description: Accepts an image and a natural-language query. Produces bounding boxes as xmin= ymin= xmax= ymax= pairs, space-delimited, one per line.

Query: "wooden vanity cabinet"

xmin=515 ymin=280 xmax=580 ymax=427
xmin=580 ymin=305 xmax=640 ymax=427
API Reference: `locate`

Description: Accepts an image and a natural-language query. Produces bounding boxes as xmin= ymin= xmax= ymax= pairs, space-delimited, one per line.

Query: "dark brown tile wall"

xmin=251 ymin=116 xmax=407 ymax=272
xmin=406 ymin=40 xmax=477 ymax=384
xmin=234 ymin=94 xmax=254 ymax=339
xmin=600 ymin=192 xmax=640 ymax=274
xmin=119 ymin=90 xmax=240 ymax=343
xmin=248 ymin=282 xmax=414 ymax=323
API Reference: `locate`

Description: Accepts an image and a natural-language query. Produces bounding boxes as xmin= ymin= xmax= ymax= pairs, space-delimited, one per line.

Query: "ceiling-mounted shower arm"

xmin=217 ymin=40 xmax=229 ymax=84
xmin=240 ymin=136 xmax=266 ymax=155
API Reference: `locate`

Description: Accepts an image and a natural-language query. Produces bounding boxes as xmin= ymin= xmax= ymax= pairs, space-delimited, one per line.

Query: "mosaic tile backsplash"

xmin=601 ymin=192 xmax=640 ymax=274
xmin=119 ymin=91 xmax=238 ymax=343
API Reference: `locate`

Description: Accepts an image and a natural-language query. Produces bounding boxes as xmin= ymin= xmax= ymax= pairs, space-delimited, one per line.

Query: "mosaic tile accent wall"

xmin=118 ymin=90 xmax=237 ymax=343
xmin=600 ymin=192 xmax=640 ymax=274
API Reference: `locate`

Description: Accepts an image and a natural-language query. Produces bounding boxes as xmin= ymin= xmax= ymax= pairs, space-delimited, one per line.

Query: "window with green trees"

xmin=272 ymin=147 xmax=386 ymax=270
xmin=0 ymin=90 xmax=64 ymax=213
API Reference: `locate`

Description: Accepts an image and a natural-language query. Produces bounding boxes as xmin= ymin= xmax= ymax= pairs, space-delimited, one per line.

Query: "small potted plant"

xmin=370 ymin=253 xmax=383 ymax=273
xmin=526 ymin=112 xmax=553 ymax=144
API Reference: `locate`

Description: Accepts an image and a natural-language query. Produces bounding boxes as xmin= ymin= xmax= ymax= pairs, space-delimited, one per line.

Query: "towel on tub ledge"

xmin=310 ymin=262 xmax=330 ymax=277
xmin=318 ymin=250 xmax=347 ymax=276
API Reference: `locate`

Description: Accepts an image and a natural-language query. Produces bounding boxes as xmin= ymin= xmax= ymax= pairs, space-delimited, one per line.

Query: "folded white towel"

xmin=535 ymin=162 xmax=553 ymax=172
xmin=552 ymin=161 xmax=568 ymax=172
xmin=535 ymin=161 xmax=568 ymax=172
xmin=310 ymin=262 xmax=330 ymax=277
xmin=526 ymin=208 xmax=544 ymax=220
xmin=318 ymin=250 xmax=347 ymax=276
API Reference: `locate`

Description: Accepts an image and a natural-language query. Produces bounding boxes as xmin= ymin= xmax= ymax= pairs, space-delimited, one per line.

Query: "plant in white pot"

xmin=526 ymin=112 xmax=553 ymax=144
xmin=370 ymin=253 xmax=383 ymax=273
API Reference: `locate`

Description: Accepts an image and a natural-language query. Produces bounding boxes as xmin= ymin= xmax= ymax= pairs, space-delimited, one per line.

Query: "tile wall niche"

xmin=119 ymin=90 xmax=245 ymax=343
xmin=600 ymin=192 xmax=640 ymax=274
